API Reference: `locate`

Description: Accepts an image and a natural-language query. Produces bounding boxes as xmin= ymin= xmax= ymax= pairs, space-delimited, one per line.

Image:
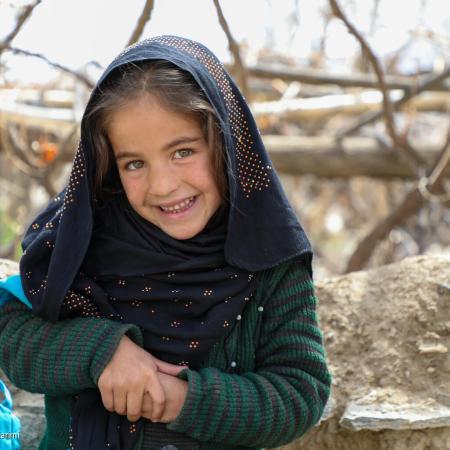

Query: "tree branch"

xmin=3 ymin=46 xmax=94 ymax=88
xmin=213 ymin=0 xmax=250 ymax=100
xmin=264 ymin=135 xmax=448 ymax=179
xmin=337 ymin=66 xmax=450 ymax=137
xmin=228 ymin=64 xmax=450 ymax=92
xmin=329 ymin=0 xmax=426 ymax=173
xmin=126 ymin=0 xmax=155 ymax=47
xmin=0 ymin=0 xmax=42 ymax=57
xmin=345 ymin=126 xmax=450 ymax=273
xmin=0 ymin=122 xmax=42 ymax=174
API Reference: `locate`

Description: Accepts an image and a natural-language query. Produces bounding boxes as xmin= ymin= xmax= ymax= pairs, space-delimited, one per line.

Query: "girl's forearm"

xmin=0 ymin=297 xmax=143 ymax=395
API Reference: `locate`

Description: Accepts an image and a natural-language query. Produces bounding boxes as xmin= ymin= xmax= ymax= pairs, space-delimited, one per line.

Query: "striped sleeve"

xmin=166 ymin=258 xmax=332 ymax=448
xmin=0 ymin=293 xmax=143 ymax=395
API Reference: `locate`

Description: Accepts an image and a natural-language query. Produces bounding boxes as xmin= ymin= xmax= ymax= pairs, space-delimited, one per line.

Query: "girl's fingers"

xmin=154 ymin=358 xmax=188 ymax=376
xmin=126 ymin=387 xmax=145 ymax=422
xmin=99 ymin=384 xmax=114 ymax=412
xmin=112 ymin=388 xmax=127 ymax=416
xmin=141 ymin=391 xmax=153 ymax=417
xmin=146 ymin=375 xmax=166 ymax=421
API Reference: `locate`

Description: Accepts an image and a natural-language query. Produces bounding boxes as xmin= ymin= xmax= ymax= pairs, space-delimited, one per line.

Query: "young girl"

xmin=0 ymin=36 xmax=331 ymax=450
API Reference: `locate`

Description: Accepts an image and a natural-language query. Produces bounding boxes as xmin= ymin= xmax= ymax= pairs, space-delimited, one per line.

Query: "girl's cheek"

xmin=190 ymin=157 xmax=214 ymax=177
xmin=120 ymin=174 xmax=142 ymax=199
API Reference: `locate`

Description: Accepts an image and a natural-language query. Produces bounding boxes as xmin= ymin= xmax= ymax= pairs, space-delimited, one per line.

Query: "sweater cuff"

xmin=165 ymin=368 xmax=203 ymax=434
xmin=90 ymin=322 xmax=144 ymax=384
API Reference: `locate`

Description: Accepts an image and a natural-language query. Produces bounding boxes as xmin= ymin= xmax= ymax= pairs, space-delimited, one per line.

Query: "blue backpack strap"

xmin=0 ymin=379 xmax=21 ymax=448
xmin=0 ymin=275 xmax=32 ymax=309
xmin=0 ymin=380 xmax=13 ymax=411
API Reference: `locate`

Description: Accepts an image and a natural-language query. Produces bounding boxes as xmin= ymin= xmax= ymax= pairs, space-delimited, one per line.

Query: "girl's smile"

xmin=107 ymin=94 xmax=222 ymax=240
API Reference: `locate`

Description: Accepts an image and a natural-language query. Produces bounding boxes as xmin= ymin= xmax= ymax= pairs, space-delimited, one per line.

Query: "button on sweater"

xmin=0 ymin=258 xmax=331 ymax=450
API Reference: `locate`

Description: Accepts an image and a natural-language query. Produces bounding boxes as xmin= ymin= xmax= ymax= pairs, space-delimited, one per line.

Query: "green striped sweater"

xmin=0 ymin=258 xmax=331 ymax=449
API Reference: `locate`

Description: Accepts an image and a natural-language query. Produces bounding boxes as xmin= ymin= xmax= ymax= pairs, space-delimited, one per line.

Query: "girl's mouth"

xmin=158 ymin=196 xmax=197 ymax=216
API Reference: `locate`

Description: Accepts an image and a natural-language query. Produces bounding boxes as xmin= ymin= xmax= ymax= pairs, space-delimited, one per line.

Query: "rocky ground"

xmin=279 ymin=254 xmax=450 ymax=450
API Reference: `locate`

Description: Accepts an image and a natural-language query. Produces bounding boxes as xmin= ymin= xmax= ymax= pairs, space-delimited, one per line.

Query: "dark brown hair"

xmin=84 ymin=60 xmax=229 ymax=203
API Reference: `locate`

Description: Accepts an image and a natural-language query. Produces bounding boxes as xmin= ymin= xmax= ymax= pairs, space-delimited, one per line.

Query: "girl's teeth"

xmin=160 ymin=197 xmax=194 ymax=212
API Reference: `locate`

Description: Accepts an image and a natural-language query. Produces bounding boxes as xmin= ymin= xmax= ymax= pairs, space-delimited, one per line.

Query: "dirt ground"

xmin=277 ymin=254 xmax=450 ymax=450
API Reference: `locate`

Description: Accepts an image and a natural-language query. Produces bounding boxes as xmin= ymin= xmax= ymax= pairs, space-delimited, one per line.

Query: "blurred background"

xmin=1 ymin=0 xmax=449 ymax=279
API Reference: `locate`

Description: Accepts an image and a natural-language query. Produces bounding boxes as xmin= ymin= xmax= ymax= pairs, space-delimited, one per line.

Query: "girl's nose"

xmin=146 ymin=165 xmax=179 ymax=197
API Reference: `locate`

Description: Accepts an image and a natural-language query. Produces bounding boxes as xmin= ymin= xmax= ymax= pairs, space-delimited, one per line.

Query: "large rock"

xmin=278 ymin=254 xmax=450 ymax=450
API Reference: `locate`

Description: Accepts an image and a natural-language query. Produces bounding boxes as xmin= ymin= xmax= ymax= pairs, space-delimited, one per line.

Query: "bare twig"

xmin=0 ymin=0 xmax=42 ymax=57
xmin=416 ymin=124 xmax=450 ymax=188
xmin=338 ymin=66 xmax=450 ymax=138
xmin=126 ymin=0 xmax=155 ymax=47
xmin=1 ymin=123 xmax=60 ymax=197
xmin=369 ymin=0 xmax=380 ymax=36
xmin=4 ymin=46 xmax=94 ymax=88
xmin=345 ymin=126 xmax=450 ymax=273
xmin=213 ymin=0 xmax=250 ymax=100
xmin=329 ymin=0 xmax=426 ymax=172
xmin=1 ymin=123 xmax=42 ymax=175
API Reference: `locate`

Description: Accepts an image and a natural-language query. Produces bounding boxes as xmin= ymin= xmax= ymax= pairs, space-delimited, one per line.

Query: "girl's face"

xmin=107 ymin=94 xmax=222 ymax=240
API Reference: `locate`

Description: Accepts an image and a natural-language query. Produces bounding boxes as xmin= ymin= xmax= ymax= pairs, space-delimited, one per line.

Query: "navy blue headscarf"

xmin=19 ymin=36 xmax=312 ymax=449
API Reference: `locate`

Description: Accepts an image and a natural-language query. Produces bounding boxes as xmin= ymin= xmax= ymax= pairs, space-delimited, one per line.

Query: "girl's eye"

xmin=126 ymin=160 xmax=144 ymax=171
xmin=174 ymin=149 xmax=193 ymax=159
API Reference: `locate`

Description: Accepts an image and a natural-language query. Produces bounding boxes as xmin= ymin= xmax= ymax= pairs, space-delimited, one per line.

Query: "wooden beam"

xmin=225 ymin=63 xmax=450 ymax=92
xmin=264 ymin=135 xmax=447 ymax=179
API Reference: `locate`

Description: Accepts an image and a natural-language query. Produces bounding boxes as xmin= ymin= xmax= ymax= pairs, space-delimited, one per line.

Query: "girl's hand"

xmin=97 ymin=335 xmax=187 ymax=422
xmin=141 ymin=371 xmax=188 ymax=423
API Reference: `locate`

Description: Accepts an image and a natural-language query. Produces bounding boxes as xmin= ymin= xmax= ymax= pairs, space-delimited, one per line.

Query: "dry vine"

xmin=0 ymin=0 xmax=42 ymax=57
xmin=126 ymin=0 xmax=155 ymax=47
xmin=213 ymin=0 xmax=250 ymax=100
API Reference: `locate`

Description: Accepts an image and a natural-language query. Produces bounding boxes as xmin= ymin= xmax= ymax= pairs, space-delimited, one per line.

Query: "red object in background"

xmin=40 ymin=142 xmax=59 ymax=164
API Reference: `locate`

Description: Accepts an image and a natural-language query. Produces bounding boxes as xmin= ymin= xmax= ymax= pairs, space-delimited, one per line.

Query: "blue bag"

xmin=0 ymin=380 xmax=21 ymax=449
xmin=0 ymin=275 xmax=28 ymax=449
xmin=0 ymin=275 xmax=31 ymax=309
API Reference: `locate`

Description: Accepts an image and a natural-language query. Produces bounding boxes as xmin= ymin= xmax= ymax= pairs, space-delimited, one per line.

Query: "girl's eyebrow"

xmin=162 ymin=136 xmax=202 ymax=151
xmin=115 ymin=136 xmax=202 ymax=160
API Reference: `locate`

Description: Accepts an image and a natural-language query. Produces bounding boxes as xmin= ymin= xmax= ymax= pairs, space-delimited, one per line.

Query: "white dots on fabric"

xmin=61 ymin=142 xmax=86 ymax=216
xmin=236 ymin=314 xmax=242 ymax=321
xmin=258 ymin=306 xmax=264 ymax=312
xmin=114 ymin=36 xmax=272 ymax=198
xmin=28 ymin=276 xmax=48 ymax=296
xmin=63 ymin=290 xmax=102 ymax=318
xmin=230 ymin=361 xmax=237 ymax=368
